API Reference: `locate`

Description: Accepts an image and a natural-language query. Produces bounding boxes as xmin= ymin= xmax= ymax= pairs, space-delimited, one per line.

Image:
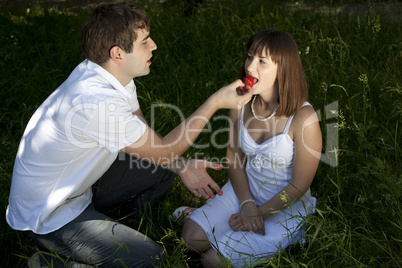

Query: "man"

xmin=6 ymin=3 xmax=252 ymax=268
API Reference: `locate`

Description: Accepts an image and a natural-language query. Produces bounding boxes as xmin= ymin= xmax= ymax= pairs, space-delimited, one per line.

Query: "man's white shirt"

xmin=6 ymin=60 xmax=146 ymax=234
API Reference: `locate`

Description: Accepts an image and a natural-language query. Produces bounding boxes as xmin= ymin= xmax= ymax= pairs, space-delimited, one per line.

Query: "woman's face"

xmin=244 ymin=49 xmax=278 ymax=95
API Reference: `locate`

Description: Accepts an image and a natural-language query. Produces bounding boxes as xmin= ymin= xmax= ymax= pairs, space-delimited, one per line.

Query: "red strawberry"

xmin=237 ymin=75 xmax=254 ymax=95
xmin=242 ymin=75 xmax=254 ymax=88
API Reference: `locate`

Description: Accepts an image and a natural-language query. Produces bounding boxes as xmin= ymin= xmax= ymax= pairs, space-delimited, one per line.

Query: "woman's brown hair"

xmin=240 ymin=29 xmax=308 ymax=117
xmin=80 ymin=3 xmax=150 ymax=66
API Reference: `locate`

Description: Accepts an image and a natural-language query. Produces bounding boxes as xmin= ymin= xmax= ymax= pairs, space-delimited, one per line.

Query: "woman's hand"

xmin=240 ymin=202 xmax=265 ymax=235
xmin=229 ymin=203 xmax=265 ymax=235
xmin=229 ymin=213 xmax=244 ymax=231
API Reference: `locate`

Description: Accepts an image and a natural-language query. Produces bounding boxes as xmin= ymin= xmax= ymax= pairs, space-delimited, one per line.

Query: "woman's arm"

xmin=227 ymin=109 xmax=251 ymax=201
xmin=227 ymin=108 xmax=265 ymax=234
xmin=258 ymin=105 xmax=322 ymax=218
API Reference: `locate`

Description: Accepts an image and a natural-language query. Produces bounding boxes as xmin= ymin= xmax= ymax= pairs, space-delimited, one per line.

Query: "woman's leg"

xmin=201 ymin=248 xmax=224 ymax=268
xmin=181 ymin=221 xmax=224 ymax=268
xmin=181 ymin=219 xmax=212 ymax=252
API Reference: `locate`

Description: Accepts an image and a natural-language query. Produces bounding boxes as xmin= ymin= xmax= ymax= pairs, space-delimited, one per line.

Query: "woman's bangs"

xmin=248 ymin=38 xmax=267 ymax=57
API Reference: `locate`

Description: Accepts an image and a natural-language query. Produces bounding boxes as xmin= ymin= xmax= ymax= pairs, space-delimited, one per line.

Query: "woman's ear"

xmin=109 ymin=46 xmax=123 ymax=64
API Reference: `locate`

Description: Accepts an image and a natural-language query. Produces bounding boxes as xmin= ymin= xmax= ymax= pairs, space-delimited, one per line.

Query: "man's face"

xmin=122 ymin=29 xmax=157 ymax=79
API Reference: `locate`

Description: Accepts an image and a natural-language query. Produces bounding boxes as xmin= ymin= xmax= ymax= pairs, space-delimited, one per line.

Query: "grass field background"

xmin=0 ymin=0 xmax=400 ymax=267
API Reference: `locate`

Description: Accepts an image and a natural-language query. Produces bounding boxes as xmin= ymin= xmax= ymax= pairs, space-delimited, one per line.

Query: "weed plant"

xmin=0 ymin=0 xmax=400 ymax=267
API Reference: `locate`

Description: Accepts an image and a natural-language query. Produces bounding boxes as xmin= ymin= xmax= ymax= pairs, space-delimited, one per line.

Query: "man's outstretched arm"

xmin=123 ymin=79 xmax=252 ymax=164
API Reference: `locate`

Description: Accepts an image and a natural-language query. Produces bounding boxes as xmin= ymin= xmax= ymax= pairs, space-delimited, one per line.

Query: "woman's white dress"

xmin=189 ymin=103 xmax=316 ymax=267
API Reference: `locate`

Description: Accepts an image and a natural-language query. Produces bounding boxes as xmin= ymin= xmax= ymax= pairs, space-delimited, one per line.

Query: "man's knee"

xmin=130 ymin=240 xmax=165 ymax=267
xmin=99 ymin=238 xmax=165 ymax=267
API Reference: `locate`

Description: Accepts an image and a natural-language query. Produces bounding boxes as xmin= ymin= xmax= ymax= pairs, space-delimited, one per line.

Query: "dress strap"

xmin=282 ymin=102 xmax=311 ymax=134
xmin=240 ymin=106 xmax=245 ymax=124
xmin=283 ymin=115 xmax=294 ymax=134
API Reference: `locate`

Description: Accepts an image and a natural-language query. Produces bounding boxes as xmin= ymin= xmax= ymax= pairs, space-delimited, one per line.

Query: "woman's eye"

xmin=260 ymin=60 xmax=266 ymax=64
xmin=247 ymin=55 xmax=253 ymax=60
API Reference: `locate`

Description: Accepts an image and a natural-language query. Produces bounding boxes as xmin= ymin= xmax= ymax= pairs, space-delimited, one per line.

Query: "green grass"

xmin=1 ymin=0 xmax=401 ymax=267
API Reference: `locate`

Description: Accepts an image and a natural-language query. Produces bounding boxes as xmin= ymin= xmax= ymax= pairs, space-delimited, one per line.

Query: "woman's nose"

xmin=246 ymin=60 xmax=256 ymax=73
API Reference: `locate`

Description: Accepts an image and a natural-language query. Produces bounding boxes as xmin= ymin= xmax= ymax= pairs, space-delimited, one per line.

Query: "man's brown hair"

xmin=80 ymin=3 xmax=150 ymax=65
xmin=240 ymin=29 xmax=308 ymax=117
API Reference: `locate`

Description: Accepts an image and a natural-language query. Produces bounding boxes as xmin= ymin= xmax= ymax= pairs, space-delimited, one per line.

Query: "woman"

xmin=181 ymin=29 xmax=322 ymax=267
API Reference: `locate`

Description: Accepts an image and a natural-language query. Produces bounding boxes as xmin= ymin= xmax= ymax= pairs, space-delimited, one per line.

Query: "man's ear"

xmin=109 ymin=46 xmax=124 ymax=64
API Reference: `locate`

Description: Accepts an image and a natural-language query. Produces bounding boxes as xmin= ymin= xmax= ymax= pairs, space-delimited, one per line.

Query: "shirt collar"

xmin=86 ymin=60 xmax=135 ymax=102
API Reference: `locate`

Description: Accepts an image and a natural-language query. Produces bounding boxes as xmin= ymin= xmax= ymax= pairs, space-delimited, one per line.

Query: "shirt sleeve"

xmin=84 ymin=97 xmax=147 ymax=153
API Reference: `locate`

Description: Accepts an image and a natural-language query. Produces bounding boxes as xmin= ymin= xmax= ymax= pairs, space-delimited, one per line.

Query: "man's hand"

xmin=176 ymin=159 xmax=223 ymax=199
xmin=212 ymin=79 xmax=253 ymax=110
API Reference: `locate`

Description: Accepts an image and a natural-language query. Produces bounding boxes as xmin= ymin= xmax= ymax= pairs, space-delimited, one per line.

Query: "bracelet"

xmin=240 ymin=199 xmax=256 ymax=208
